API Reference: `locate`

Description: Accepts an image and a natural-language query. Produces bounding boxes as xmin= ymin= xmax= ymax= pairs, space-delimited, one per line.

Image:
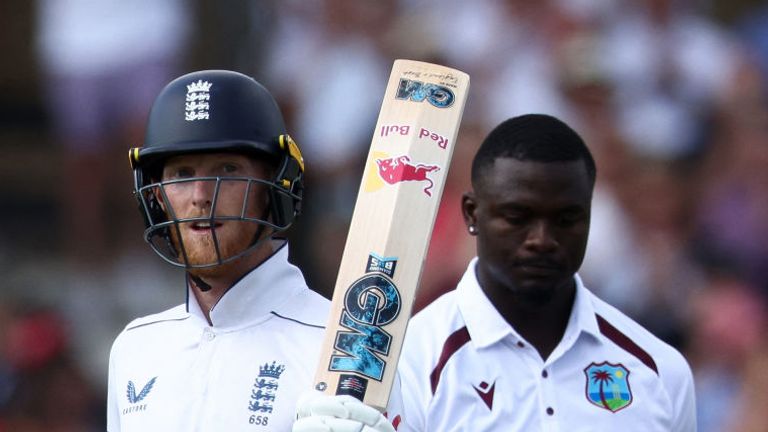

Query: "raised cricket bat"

xmin=313 ymin=60 xmax=469 ymax=411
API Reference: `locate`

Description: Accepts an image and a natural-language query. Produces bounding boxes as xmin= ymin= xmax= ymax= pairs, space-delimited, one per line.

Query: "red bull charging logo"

xmin=373 ymin=155 xmax=441 ymax=197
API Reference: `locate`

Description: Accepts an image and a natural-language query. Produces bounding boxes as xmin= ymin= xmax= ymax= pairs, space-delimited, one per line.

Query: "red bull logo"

xmin=375 ymin=155 xmax=441 ymax=196
xmin=379 ymin=124 xmax=450 ymax=150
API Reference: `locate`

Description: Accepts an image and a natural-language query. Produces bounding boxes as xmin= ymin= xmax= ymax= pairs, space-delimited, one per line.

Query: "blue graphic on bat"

xmin=330 ymin=274 xmax=402 ymax=381
xmin=396 ymin=79 xmax=455 ymax=108
xmin=331 ymin=312 xmax=391 ymax=380
xmin=344 ymin=274 xmax=400 ymax=326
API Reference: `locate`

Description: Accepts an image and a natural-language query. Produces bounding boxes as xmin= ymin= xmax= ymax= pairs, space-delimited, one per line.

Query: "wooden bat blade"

xmin=313 ymin=59 xmax=470 ymax=411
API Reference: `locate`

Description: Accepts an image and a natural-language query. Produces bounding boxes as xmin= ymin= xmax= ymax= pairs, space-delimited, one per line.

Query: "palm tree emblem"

xmin=591 ymin=369 xmax=614 ymax=409
xmin=584 ymin=362 xmax=632 ymax=412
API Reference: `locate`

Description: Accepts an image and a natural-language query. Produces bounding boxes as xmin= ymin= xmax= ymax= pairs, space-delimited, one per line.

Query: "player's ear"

xmin=461 ymin=191 xmax=477 ymax=232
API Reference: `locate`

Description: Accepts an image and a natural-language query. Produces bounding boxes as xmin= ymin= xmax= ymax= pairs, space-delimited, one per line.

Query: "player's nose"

xmin=191 ymin=178 xmax=216 ymax=209
xmin=523 ymin=220 xmax=558 ymax=252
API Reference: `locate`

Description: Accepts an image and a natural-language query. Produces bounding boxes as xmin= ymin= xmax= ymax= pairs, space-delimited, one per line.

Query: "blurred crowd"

xmin=1 ymin=0 xmax=767 ymax=430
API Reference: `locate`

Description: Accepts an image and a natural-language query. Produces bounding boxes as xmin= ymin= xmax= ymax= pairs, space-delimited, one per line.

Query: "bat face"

xmin=314 ymin=60 xmax=469 ymax=411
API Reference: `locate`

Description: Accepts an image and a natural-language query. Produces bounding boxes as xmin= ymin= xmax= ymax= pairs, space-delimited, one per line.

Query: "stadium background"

xmin=1 ymin=0 xmax=767 ymax=430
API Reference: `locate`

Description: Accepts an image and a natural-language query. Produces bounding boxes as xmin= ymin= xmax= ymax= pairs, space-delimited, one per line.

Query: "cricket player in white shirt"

xmin=108 ymin=69 xmax=391 ymax=431
xmin=293 ymin=115 xmax=697 ymax=431
xmin=383 ymin=114 xmax=697 ymax=431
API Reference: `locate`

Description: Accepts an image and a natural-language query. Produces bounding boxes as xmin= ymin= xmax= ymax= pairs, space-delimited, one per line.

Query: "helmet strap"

xmin=188 ymin=273 xmax=213 ymax=292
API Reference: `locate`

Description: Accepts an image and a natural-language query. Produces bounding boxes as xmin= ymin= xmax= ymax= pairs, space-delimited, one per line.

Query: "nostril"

xmin=525 ymin=223 xmax=558 ymax=250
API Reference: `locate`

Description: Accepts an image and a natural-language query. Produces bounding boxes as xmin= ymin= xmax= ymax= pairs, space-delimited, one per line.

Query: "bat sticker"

xmin=366 ymin=253 xmax=398 ymax=278
xmin=329 ymin=270 xmax=402 ymax=381
xmin=375 ymin=155 xmax=441 ymax=197
xmin=335 ymin=374 xmax=369 ymax=401
xmin=395 ymin=78 xmax=455 ymax=108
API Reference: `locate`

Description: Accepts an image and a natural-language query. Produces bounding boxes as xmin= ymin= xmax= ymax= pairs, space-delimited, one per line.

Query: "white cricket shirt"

xmin=107 ymin=244 xmax=329 ymax=431
xmin=387 ymin=258 xmax=696 ymax=431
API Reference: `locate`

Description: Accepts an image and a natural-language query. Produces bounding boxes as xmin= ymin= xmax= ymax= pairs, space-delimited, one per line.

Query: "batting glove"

xmin=293 ymin=391 xmax=395 ymax=432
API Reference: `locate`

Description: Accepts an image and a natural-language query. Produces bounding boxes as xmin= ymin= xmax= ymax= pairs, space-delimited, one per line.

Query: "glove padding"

xmin=293 ymin=391 xmax=395 ymax=432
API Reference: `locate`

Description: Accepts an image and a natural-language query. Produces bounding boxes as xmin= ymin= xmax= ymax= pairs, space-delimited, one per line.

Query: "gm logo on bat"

xmin=396 ymin=78 xmax=455 ymax=108
xmin=328 ymin=254 xmax=402 ymax=382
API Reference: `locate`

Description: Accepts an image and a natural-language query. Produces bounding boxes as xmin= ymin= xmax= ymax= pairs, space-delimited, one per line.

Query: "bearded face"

xmin=168 ymin=211 xmax=264 ymax=270
xmin=157 ymin=152 xmax=274 ymax=275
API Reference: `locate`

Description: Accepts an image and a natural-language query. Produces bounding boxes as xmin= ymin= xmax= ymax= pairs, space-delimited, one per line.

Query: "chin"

xmin=169 ymin=244 xmax=229 ymax=273
xmin=513 ymin=273 xmax=576 ymax=306
xmin=187 ymin=261 xmax=236 ymax=279
xmin=180 ymin=224 xmax=253 ymax=261
xmin=186 ymin=241 xmax=248 ymax=266
xmin=511 ymin=284 xmax=557 ymax=307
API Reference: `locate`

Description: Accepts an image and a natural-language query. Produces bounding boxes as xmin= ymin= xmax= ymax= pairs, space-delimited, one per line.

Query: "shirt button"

xmin=546 ymin=407 xmax=554 ymax=416
xmin=203 ymin=329 xmax=215 ymax=341
xmin=542 ymin=370 xmax=548 ymax=378
xmin=516 ymin=341 xmax=525 ymax=348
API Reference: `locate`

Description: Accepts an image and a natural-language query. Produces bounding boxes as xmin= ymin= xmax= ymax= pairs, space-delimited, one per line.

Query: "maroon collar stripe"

xmin=430 ymin=326 xmax=471 ymax=394
xmin=596 ymin=314 xmax=659 ymax=375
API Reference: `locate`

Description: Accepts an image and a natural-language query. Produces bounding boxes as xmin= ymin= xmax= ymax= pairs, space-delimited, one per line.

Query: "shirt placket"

xmin=538 ymin=360 xmax=560 ymax=432
xmin=508 ymin=337 xmax=560 ymax=432
xmin=192 ymin=325 xmax=218 ymax=430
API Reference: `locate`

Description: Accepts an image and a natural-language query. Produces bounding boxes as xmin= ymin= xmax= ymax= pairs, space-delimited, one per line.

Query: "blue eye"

xmin=222 ymin=163 xmax=239 ymax=174
xmin=171 ymin=167 xmax=194 ymax=179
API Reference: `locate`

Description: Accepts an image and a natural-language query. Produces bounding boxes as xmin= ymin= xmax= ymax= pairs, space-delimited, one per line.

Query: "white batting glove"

xmin=293 ymin=391 xmax=395 ymax=432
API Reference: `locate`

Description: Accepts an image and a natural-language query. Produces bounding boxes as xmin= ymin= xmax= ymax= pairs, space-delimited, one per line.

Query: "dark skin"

xmin=462 ymin=158 xmax=592 ymax=360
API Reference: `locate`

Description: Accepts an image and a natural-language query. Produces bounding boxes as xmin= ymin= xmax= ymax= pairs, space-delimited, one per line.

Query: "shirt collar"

xmin=559 ymin=274 xmax=601 ymax=348
xmin=186 ymin=242 xmax=307 ymax=330
xmin=458 ymin=258 xmax=601 ymax=349
xmin=457 ymin=258 xmax=516 ymax=348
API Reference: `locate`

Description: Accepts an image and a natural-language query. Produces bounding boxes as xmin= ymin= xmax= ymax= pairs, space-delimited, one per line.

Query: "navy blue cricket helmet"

xmin=128 ymin=70 xmax=304 ymax=268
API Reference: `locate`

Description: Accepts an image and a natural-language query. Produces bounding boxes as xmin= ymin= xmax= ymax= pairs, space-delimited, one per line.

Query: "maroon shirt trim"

xmin=596 ymin=314 xmax=659 ymax=375
xmin=430 ymin=326 xmax=471 ymax=394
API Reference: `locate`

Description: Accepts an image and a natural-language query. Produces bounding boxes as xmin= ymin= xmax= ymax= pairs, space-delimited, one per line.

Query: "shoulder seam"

xmin=430 ymin=326 xmax=472 ymax=395
xmin=270 ymin=311 xmax=325 ymax=329
xmin=124 ymin=306 xmax=189 ymax=330
xmin=596 ymin=314 xmax=659 ymax=375
xmin=125 ymin=314 xmax=189 ymax=331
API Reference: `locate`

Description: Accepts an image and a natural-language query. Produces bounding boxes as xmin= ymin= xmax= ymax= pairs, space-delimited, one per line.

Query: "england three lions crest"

xmin=249 ymin=361 xmax=286 ymax=415
xmin=185 ymin=79 xmax=212 ymax=121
